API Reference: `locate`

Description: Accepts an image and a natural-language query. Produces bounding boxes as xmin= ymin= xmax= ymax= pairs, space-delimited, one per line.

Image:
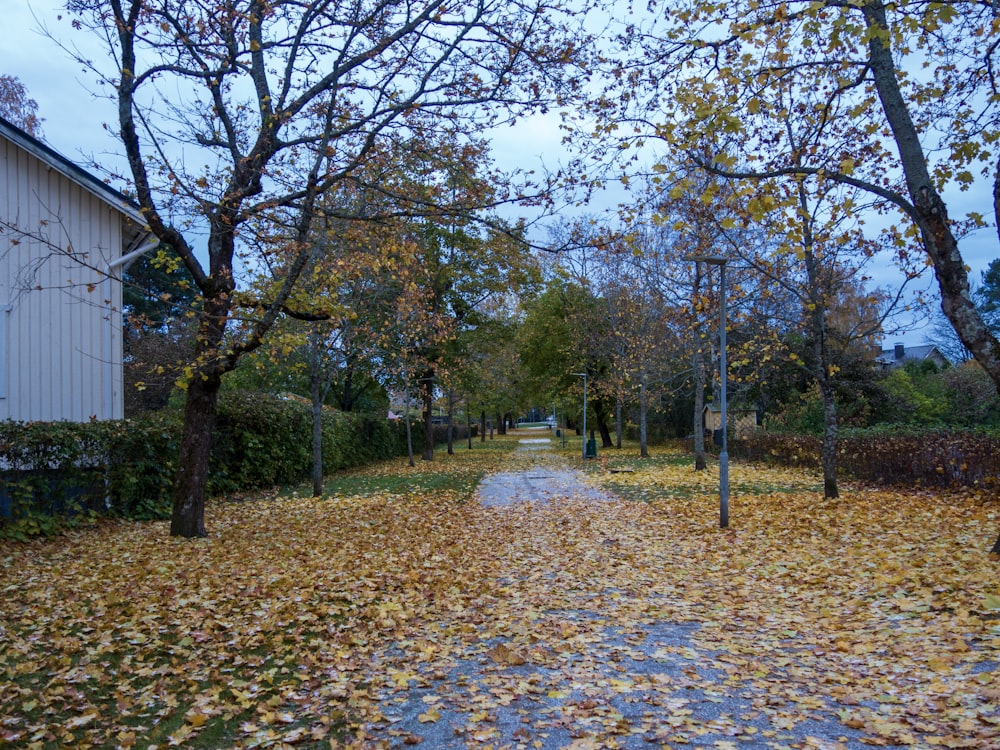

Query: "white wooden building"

xmin=0 ymin=116 xmax=153 ymax=422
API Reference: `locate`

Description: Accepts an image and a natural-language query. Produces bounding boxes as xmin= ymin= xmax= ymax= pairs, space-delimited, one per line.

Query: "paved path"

xmin=360 ymin=438 xmax=895 ymax=750
xmin=477 ymin=439 xmax=615 ymax=508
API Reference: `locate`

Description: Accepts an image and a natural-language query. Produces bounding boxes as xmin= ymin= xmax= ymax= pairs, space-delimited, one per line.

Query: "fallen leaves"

xmin=1 ymin=437 xmax=999 ymax=748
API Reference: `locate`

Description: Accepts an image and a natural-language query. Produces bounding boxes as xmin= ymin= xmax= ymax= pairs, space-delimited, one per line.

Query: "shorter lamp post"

xmin=573 ymin=372 xmax=588 ymax=460
xmin=683 ymin=254 xmax=729 ymax=528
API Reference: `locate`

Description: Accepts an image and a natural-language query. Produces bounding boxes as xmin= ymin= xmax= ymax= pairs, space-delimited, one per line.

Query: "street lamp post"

xmin=573 ymin=372 xmax=588 ymax=460
xmin=683 ymin=255 xmax=729 ymax=528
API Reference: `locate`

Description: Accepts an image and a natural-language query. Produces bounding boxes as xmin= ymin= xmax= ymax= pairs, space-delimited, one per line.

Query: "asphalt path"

xmin=477 ymin=439 xmax=616 ymax=508
xmin=359 ymin=438 xmax=900 ymax=750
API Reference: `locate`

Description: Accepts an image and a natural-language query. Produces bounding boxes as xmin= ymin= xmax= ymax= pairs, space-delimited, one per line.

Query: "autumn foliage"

xmin=2 ymin=439 xmax=999 ymax=748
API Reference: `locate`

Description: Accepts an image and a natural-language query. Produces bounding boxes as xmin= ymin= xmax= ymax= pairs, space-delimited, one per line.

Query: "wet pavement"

xmin=358 ymin=437 xmax=896 ymax=750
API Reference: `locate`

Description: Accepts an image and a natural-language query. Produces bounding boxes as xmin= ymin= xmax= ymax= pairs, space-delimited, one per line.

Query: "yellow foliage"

xmin=1 ymin=437 xmax=998 ymax=747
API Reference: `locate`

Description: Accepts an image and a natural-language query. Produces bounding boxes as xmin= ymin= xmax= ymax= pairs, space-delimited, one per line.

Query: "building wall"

xmin=704 ymin=408 xmax=758 ymax=438
xmin=0 ymin=137 xmax=123 ymax=421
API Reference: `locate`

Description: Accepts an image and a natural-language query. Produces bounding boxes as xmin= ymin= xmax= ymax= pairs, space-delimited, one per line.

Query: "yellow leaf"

xmin=487 ymin=642 xmax=526 ymax=666
xmin=417 ymin=708 xmax=441 ymax=723
xmin=186 ymin=712 xmax=208 ymax=728
xmin=64 ymin=712 xmax=98 ymax=729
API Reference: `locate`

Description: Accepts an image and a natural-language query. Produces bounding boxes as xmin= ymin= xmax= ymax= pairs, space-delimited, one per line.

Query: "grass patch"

xmin=283 ymin=436 xmax=521 ymax=501
xmin=567 ymin=441 xmax=826 ymax=502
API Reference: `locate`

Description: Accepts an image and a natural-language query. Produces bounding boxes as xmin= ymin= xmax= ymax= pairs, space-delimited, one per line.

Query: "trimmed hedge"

xmin=0 ymin=392 xmax=409 ymax=539
xmin=0 ymin=421 xmax=110 ymax=538
xmin=734 ymin=427 xmax=1000 ymax=488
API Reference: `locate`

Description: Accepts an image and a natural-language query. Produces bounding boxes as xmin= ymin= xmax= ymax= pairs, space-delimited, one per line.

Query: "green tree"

xmin=940 ymin=361 xmax=1000 ymax=429
xmin=460 ymin=309 xmax=527 ymax=442
xmin=879 ymin=365 xmax=949 ymax=426
xmin=122 ymin=250 xmax=200 ymax=415
xmin=518 ymin=275 xmax=617 ymax=446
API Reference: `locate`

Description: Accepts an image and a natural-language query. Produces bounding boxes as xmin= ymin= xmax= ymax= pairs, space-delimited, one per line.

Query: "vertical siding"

xmin=0 ymin=137 xmax=124 ymax=422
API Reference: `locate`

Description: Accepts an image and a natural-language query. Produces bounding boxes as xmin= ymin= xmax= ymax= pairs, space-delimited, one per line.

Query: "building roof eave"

xmin=0 ymin=115 xmax=147 ymax=232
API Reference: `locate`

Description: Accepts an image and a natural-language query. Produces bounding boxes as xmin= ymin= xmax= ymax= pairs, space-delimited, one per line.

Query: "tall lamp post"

xmin=684 ymin=255 xmax=729 ymax=528
xmin=573 ymin=372 xmax=588 ymax=460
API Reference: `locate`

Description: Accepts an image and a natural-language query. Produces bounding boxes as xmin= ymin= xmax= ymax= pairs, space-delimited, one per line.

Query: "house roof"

xmin=0 ymin=114 xmax=147 ymax=235
xmin=876 ymin=344 xmax=948 ymax=366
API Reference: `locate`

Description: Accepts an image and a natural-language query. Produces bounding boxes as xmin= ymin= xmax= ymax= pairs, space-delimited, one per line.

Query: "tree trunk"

xmin=311 ymin=365 xmax=324 ymax=497
xmin=404 ymin=389 xmax=415 ymax=467
xmin=594 ymin=399 xmax=613 ymax=448
xmin=693 ymin=397 xmax=707 ymax=469
xmin=170 ymin=372 xmax=220 ymax=537
xmin=639 ymin=376 xmax=649 ymax=458
xmin=446 ymin=390 xmax=455 ymax=456
xmin=797 ymin=177 xmax=839 ymax=501
xmin=615 ymin=397 xmax=623 ymax=449
xmin=309 ymin=326 xmax=326 ymax=497
xmin=692 ymin=264 xmax=707 ymax=471
xmin=421 ymin=372 xmax=435 ymax=461
xmin=480 ymin=410 xmax=487 ymax=442
xmin=818 ymin=377 xmax=840 ymax=499
xmin=340 ymin=355 xmax=356 ymax=411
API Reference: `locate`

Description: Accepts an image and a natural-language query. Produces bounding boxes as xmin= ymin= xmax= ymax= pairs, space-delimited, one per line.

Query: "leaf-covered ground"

xmin=1 ymin=435 xmax=998 ymax=749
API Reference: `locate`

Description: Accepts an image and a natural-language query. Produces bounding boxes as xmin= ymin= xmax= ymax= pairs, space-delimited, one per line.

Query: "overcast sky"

xmin=4 ymin=0 xmax=996 ymax=350
xmin=2 ymin=0 xmax=573 ymax=193
xmin=3 ymin=2 xmax=127 ymax=172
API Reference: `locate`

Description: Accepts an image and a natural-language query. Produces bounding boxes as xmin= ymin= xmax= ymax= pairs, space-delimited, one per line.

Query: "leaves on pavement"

xmin=1 ymin=442 xmax=998 ymax=748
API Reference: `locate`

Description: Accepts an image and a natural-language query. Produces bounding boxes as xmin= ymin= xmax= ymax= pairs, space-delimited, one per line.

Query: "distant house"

xmin=0 ymin=116 xmax=153 ymax=422
xmin=703 ymin=403 xmax=758 ymax=439
xmin=875 ymin=343 xmax=950 ymax=372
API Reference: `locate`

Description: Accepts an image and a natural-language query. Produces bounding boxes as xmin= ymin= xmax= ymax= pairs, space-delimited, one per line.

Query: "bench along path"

xmin=358 ymin=437 xmax=886 ymax=750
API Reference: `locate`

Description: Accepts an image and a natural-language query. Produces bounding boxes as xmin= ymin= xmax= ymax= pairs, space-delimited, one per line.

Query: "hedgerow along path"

xmin=0 ymin=431 xmax=998 ymax=748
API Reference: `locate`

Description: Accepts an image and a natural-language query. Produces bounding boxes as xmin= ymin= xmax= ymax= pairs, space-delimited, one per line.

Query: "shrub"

xmin=735 ymin=427 xmax=1000 ymax=488
xmin=0 ymin=421 xmax=107 ymax=540
xmin=209 ymin=392 xmax=314 ymax=494
xmin=733 ymin=431 xmax=822 ymax=469
xmin=102 ymin=412 xmax=181 ymax=520
xmin=0 ymin=392 xmax=409 ymax=539
xmin=322 ymin=409 xmax=410 ymax=473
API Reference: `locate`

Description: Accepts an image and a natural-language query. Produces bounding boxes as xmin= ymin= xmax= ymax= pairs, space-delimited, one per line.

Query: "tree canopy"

xmin=0 ymin=74 xmax=42 ymax=136
xmin=62 ymin=0 xmax=585 ymax=536
xmin=596 ymin=0 xmax=1000 ymax=392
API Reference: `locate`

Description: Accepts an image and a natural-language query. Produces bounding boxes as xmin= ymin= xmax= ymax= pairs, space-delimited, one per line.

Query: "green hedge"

xmin=0 ymin=421 xmax=109 ymax=538
xmin=733 ymin=427 xmax=1000 ymax=488
xmin=0 ymin=392 xmax=408 ymax=539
